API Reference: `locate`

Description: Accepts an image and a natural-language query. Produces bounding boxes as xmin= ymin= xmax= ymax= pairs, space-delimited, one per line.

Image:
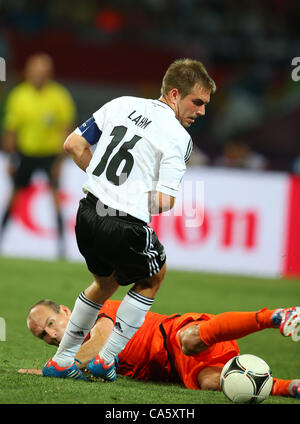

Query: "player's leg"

xmin=43 ymin=276 xmax=118 ymax=380
xmin=178 ymin=309 xmax=275 ymax=356
xmin=196 ymin=367 xmax=300 ymax=398
xmin=49 ymin=186 xmax=65 ymax=258
xmin=46 ymin=155 xmax=65 ymax=259
xmin=99 ymin=229 xmax=166 ymax=363
xmin=0 ymin=154 xmax=31 ymax=244
xmin=49 ymin=185 xmax=65 ymax=257
xmin=197 ymin=366 xmax=223 ymax=391
xmin=43 ymin=196 xmax=120 ymax=379
xmin=272 ymin=378 xmax=300 ymax=398
xmin=87 ymin=263 xmax=167 ymax=380
xmin=88 ymin=225 xmax=167 ymax=380
xmin=0 ymin=187 xmax=19 ymax=240
xmin=50 ymin=277 xmax=118 ymax=365
xmin=178 ymin=307 xmax=300 ymax=356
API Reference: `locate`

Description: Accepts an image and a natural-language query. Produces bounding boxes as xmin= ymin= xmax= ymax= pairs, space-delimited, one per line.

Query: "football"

xmin=220 ymin=354 xmax=273 ymax=403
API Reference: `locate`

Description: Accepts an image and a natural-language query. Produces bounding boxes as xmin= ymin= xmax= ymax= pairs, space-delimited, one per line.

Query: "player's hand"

xmin=18 ymin=368 xmax=42 ymax=375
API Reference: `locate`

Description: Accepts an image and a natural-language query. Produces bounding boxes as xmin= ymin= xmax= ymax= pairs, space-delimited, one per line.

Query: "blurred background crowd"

xmin=0 ymin=0 xmax=300 ymax=172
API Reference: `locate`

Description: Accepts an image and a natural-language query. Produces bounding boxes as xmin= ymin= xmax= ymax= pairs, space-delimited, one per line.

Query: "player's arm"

xmin=1 ymin=90 xmax=19 ymax=153
xmin=64 ymin=115 xmax=102 ymax=171
xmin=74 ymin=316 xmax=114 ymax=369
xmin=51 ymin=125 xmax=75 ymax=181
xmin=64 ymin=132 xmax=92 ymax=171
xmin=153 ymin=136 xmax=191 ymax=214
xmin=1 ymin=130 xmax=17 ymax=153
xmin=149 ymin=191 xmax=175 ymax=214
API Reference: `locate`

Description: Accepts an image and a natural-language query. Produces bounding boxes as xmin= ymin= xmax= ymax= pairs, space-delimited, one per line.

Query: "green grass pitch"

xmin=0 ymin=256 xmax=299 ymax=405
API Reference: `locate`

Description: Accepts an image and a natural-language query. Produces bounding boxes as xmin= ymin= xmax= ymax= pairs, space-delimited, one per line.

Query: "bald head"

xmin=27 ymin=300 xmax=71 ymax=346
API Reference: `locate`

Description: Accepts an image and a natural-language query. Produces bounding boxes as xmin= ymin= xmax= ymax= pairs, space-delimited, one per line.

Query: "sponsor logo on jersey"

xmin=114 ymin=322 xmax=123 ymax=333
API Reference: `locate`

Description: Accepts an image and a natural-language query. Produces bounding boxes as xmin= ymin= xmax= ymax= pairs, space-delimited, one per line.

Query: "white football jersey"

xmin=75 ymin=96 xmax=192 ymax=223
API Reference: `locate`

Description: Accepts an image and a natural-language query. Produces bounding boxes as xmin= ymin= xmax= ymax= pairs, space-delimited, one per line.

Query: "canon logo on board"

xmin=151 ymin=208 xmax=258 ymax=250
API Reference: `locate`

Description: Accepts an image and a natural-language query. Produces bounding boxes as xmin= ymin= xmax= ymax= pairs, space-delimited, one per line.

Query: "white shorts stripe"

xmin=143 ymin=226 xmax=160 ymax=276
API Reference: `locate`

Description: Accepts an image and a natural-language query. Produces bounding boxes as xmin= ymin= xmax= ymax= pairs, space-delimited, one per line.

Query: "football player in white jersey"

xmin=42 ymin=58 xmax=216 ymax=381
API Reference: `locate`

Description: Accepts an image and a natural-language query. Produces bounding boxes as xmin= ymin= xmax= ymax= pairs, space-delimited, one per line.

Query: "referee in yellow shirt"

xmin=0 ymin=53 xmax=76 ymax=258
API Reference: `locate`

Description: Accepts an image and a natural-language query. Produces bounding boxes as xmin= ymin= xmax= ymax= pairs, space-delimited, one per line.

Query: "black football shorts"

xmin=75 ymin=193 xmax=166 ymax=286
xmin=13 ymin=154 xmax=59 ymax=188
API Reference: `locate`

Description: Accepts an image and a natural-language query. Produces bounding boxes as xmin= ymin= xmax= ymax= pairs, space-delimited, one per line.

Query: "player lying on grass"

xmin=22 ymin=289 xmax=300 ymax=399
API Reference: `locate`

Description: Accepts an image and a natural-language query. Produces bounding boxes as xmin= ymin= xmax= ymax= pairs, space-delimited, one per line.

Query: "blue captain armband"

xmin=78 ymin=116 xmax=102 ymax=145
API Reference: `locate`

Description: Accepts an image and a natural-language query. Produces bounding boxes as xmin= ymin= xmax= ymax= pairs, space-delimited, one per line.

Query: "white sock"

xmin=99 ymin=290 xmax=154 ymax=365
xmin=53 ymin=291 xmax=102 ymax=367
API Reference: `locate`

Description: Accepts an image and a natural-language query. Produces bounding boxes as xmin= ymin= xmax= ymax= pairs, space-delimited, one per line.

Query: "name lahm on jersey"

xmin=128 ymin=110 xmax=152 ymax=129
